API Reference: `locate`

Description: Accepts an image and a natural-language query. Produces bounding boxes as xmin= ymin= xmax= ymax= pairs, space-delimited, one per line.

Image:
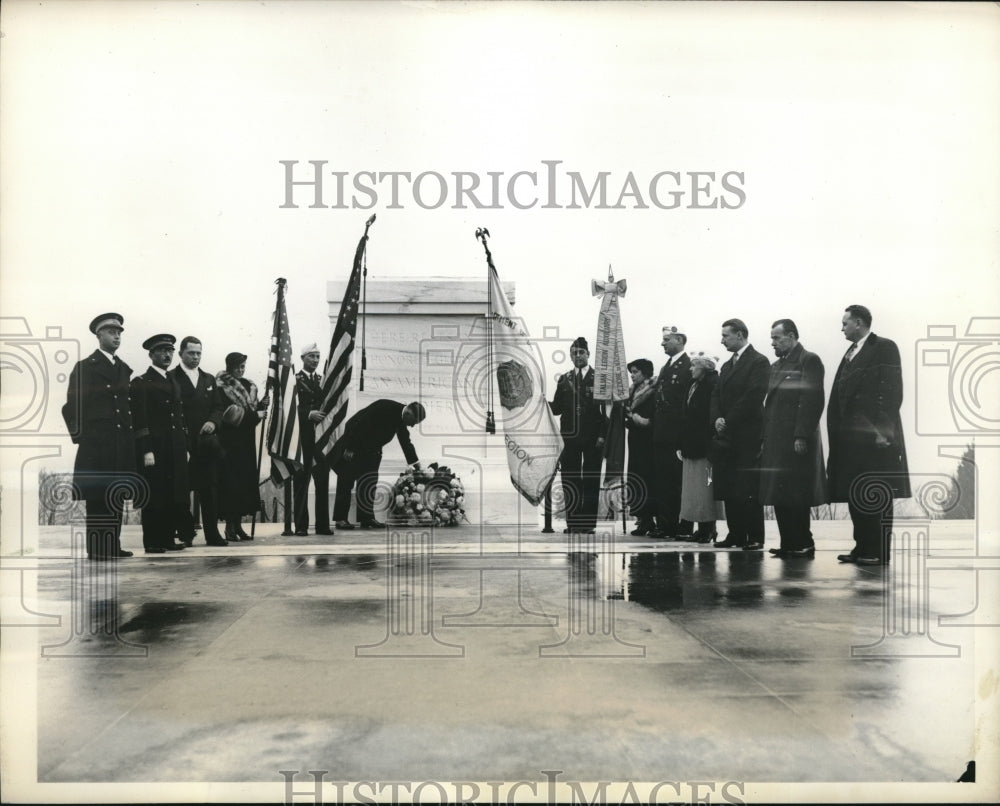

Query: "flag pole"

xmin=359 ymin=214 xmax=375 ymax=391
xmin=476 ymin=227 xmax=495 ymax=434
xmin=254 ymin=277 xmax=286 ymax=537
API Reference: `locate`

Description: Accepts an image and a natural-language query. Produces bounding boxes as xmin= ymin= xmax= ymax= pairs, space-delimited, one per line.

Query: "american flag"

xmin=266 ymin=278 xmax=302 ymax=482
xmin=314 ymin=224 xmax=369 ymax=460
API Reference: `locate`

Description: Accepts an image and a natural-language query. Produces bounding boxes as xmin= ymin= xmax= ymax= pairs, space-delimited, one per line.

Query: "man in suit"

xmin=827 ymin=304 xmax=910 ymax=565
xmin=759 ymin=319 xmax=827 ymax=558
xmin=330 ymin=399 xmax=426 ymax=529
xmin=711 ymin=318 xmax=770 ymax=550
xmin=650 ymin=324 xmax=693 ymax=539
xmin=293 ymin=343 xmax=332 ymax=536
xmin=169 ymin=336 xmax=228 ymax=546
xmin=61 ymin=313 xmax=136 ymax=560
xmin=131 ymin=334 xmax=190 ymax=554
xmin=550 ymin=337 xmax=606 ymax=534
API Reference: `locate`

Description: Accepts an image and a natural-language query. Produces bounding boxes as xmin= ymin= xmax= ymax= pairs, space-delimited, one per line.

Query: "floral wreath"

xmin=388 ymin=462 xmax=467 ymax=527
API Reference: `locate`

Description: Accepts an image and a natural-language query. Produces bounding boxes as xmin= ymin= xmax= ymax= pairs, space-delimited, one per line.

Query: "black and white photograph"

xmin=1 ymin=1 xmax=998 ymax=803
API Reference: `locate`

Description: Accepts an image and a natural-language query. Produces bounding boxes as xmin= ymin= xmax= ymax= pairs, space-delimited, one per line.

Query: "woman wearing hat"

xmin=212 ymin=352 xmax=269 ymax=541
xmin=678 ymin=352 xmax=724 ymax=542
xmin=624 ymin=358 xmax=657 ymax=536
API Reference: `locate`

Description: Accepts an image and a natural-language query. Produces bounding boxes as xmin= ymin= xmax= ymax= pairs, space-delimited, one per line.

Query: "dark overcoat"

xmin=652 ymin=353 xmax=693 ymax=447
xmin=827 ymin=333 xmax=911 ymax=502
xmin=212 ymin=374 xmax=263 ymax=517
xmin=168 ymin=365 xmax=219 ymax=488
xmin=709 ymin=345 xmax=770 ymax=500
xmin=328 ymin=399 xmax=419 ymax=471
xmin=625 ymin=380 xmax=656 ymax=512
xmin=131 ymin=368 xmax=190 ymax=507
xmin=61 ymin=350 xmax=136 ymax=501
xmin=549 ymin=368 xmax=606 ymax=448
xmin=758 ymin=343 xmax=827 ymax=507
xmin=678 ymin=370 xmax=718 ymax=460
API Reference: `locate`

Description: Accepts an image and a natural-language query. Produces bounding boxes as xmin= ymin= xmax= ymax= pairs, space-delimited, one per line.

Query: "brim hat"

xmin=89 ymin=313 xmax=124 ymax=334
xmin=225 ymin=352 xmax=248 ymax=370
xmin=142 ymin=333 xmax=176 ymax=352
xmin=300 ymin=342 xmax=319 ymax=358
xmin=626 ymin=358 xmax=654 ymax=377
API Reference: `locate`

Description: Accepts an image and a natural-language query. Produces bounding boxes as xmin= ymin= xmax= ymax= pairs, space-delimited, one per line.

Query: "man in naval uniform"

xmin=61 ymin=313 xmax=136 ymax=560
xmin=130 ymin=334 xmax=190 ymax=554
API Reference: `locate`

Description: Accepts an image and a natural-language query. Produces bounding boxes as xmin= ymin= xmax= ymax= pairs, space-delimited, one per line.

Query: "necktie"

xmin=844 ymin=343 xmax=857 ymax=362
xmin=731 ymin=352 xmax=739 ymax=365
xmin=311 ymin=373 xmax=319 ymax=383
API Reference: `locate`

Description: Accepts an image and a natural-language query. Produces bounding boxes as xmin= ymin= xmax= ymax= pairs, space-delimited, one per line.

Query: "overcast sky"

xmin=2 ymin=1 xmax=998 ymax=481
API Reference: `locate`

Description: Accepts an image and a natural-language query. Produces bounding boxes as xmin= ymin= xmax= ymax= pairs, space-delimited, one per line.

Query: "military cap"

xmin=570 ymin=336 xmax=589 ymax=351
xmin=142 ymin=333 xmax=176 ymax=352
xmin=300 ymin=342 xmax=319 ymax=357
xmin=89 ymin=313 xmax=124 ymax=334
xmin=662 ymin=325 xmax=685 ymax=338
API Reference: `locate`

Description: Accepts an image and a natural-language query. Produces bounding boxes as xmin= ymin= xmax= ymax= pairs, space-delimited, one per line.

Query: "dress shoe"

xmin=335 ymin=520 xmax=356 ymax=530
xmin=630 ymin=524 xmax=651 ymax=537
xmin=294 ymin=529 xmax=309 ymax=537
xmin=145 ymin=548 xmax=166 ymax=554
xmin=360 ymin=519 xmax=386 ymax=529
xmin=224 ymin=528 xmax=241 ymax=542
xmin=769 ymin=547 xmax=784 ymax=555
xmin=237 ymin=528 xmax=253 ymax=541
xmin=116 ymin=550 xmax=133 ymax=557
xmin=181 ymin=539 xmax=194 ymax=548
xmin=166 ymin=544 xmax=185 ymax=551
xmin=715 ymin=537 xmax=743 ymax=548
xmin=784 ymin=546 xmax=816 ymax=558
xmin=647 ymin=528 xmax=666 ymax=539
xmin=206 ymin=537 xmax=229 ymax=546
xmin=770 ymin=548 xmax=789 ymax=558
xmin=743 ymin=542 xmax=764 ymax=551
xmin=856 ymin=556 xmax=887 ymax=566
xmin=316 ymin=528 xmax=334 ymax=536
xmin=837 ymin=553 xmax=858 ymax=563
xmin=694 ymin=530 xmax=718 ymax=544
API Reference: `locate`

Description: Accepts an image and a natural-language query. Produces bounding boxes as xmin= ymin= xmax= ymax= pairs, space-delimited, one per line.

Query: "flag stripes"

xmin=315 ymin=229 xmax=366 ymax=460
xmin=266 ymin=279 xmax=303 ymax=482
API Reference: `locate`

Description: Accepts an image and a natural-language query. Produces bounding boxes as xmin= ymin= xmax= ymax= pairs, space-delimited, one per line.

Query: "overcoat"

xmin=709 ymin=345 xmax=770 ymax=500
xmin=328 ymin=399 xmax=419 ymax=471
xmin=212 ymin=373 xmax=263 ymax=517
xmin=827 ymin=333 xmax=911 ymax=502
xmin=758 ymin=343 xmax=827 ymax=506
xmin=678 ymin=370 xmax=718 ymax=460
xmin=131 ymin=367 xmax=190 ymax=507
xmin=61 ymin=350 xmax=136 ymax=501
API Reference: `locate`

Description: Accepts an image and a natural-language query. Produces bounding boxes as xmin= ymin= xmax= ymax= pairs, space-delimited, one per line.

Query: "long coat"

xmin=212 ymin=374 xmax=264 ymax=517
xmin=759 ymin=343 xmax=827 ymax=507
xmin=61 ymin=350 xmax=136 ymax=502
xmin=709 ymin=345 xmax=770 ymax=500
xmin=130 ymin=367 xmax=189 ymax=508
xmin=827 ymin=333 xmax=911 ymax=502
xmin=678 ymin=370 xmax=718 ymax=460
xmin=625 ymin=380 xmax=656 ymax=515
xmin=652 ymin=353 xmax=693 ymax=447
xmin=168 ymin=365 xmax=218 ymax=488
xmin=328 ymin=399 xmax=419 ymax=471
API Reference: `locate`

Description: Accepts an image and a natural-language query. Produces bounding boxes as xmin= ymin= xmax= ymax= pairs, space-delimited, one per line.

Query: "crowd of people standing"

xmin=553 ymin=305 xmax=910 ymax=566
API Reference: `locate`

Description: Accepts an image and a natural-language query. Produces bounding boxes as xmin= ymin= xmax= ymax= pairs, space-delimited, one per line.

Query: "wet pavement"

xmin=5 ymin=519 xmax=991 ymax=794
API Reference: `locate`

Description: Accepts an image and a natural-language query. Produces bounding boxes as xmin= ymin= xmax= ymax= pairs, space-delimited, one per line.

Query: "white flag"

xmin=489 ymin=265 xmax=564 ymax=506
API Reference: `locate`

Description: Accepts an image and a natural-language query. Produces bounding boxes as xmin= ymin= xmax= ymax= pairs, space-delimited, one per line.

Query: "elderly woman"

xmin=678 ymin=352 xmax=724 ymax=542
xmin=625 ymin=358 xmax=657 ymax=536
xmin=212 ymin=352 xmax=269 ymax=542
